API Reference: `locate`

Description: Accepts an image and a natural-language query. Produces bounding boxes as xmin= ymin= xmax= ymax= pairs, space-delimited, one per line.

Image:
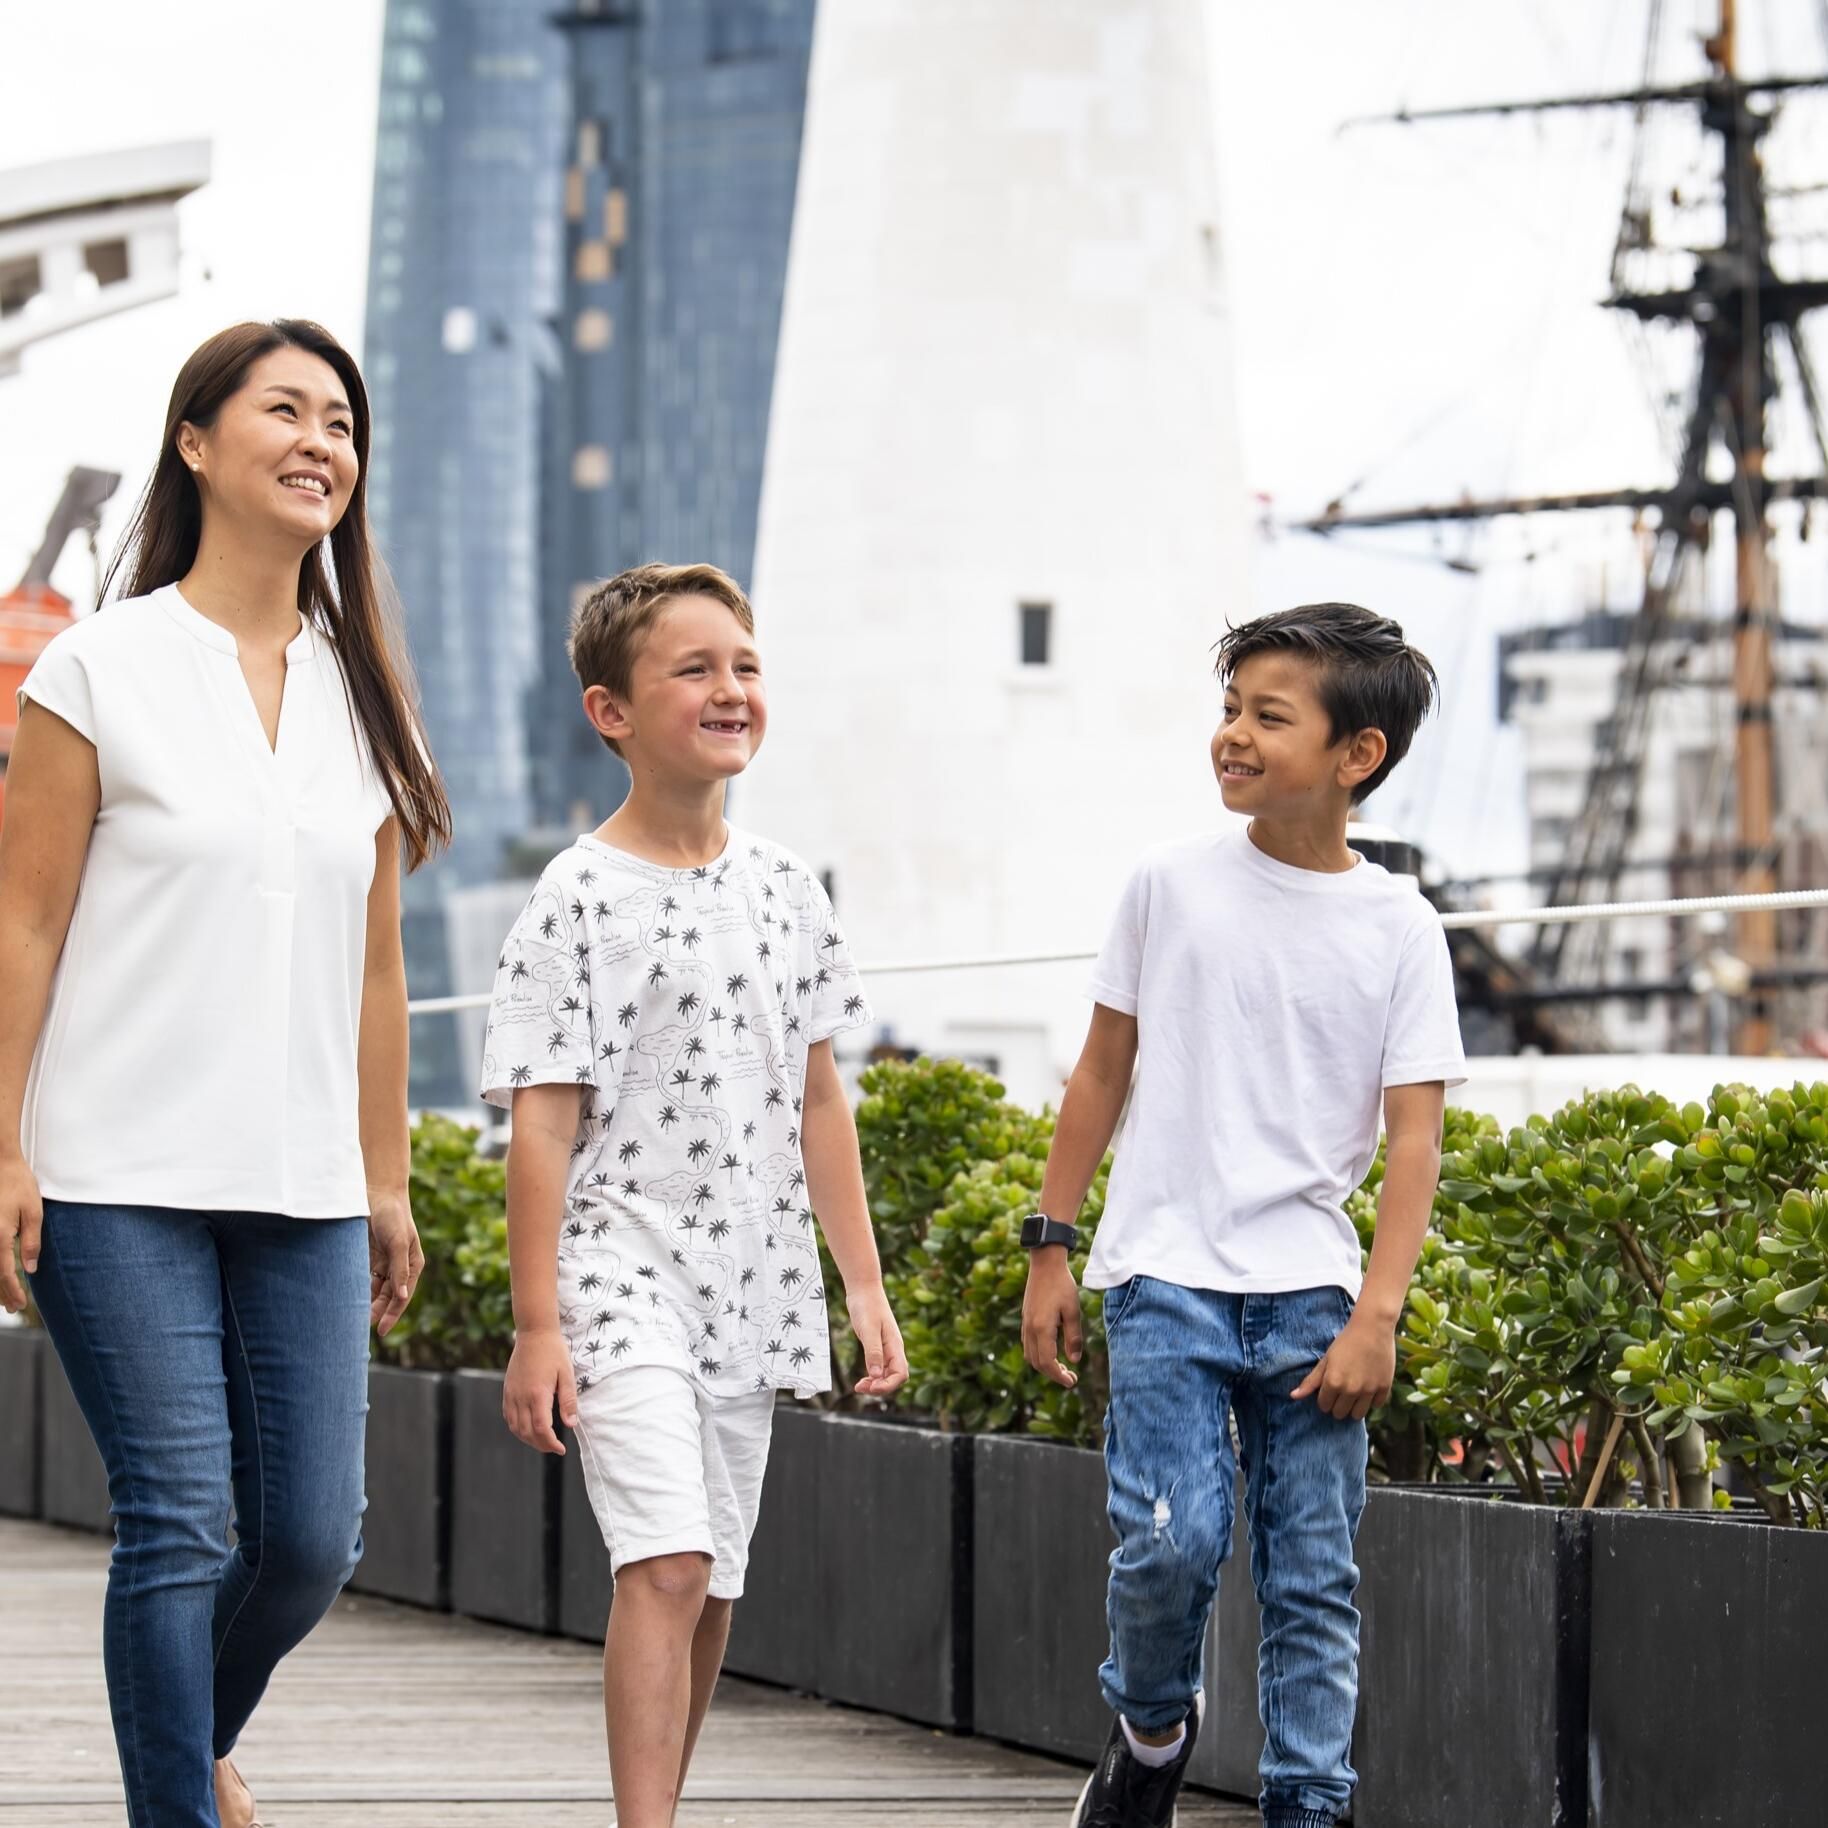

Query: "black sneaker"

xmin=1069 ymin=1692 xmax=1204 ymax=1827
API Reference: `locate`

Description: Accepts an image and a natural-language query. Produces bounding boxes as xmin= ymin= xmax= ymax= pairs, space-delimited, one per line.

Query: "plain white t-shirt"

xmin=17 ymin=585 xmax=394 ymax=1217
xmin=1083 ymin=827 xmax=1467 ymax=1296
xmin=479 ymin=828 xmax=872 ymax=1400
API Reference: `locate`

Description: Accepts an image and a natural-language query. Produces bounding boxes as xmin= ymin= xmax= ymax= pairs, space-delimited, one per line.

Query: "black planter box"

xmin=728 ymin=1406 xmax=974 ymax=1730
xmin=726 ymin=1401 xmax=829 ymax=1692
xmin=971 ymin=1435 xmax=1113 ymax=1763
xmin=1588 ymin=1509 xmax=1825 ymax=1826
xmin=557 ymin=1425 xmax=612 ymax=1644
xmin=39 ymin=1341 xmax=112 ymax=1535
xmin=350 ymin=1365 xmax=452 ymax=1610
xmin=1353 ymin=1488 xmax=1587 ymax=1828
xmin=0 ymin=1326 xmax=43 ymax=1518
xmin=448 ymin=1368 xmax=559 ymax=1633
xmin=815 ymin=1414 xmax=972 ymax=1730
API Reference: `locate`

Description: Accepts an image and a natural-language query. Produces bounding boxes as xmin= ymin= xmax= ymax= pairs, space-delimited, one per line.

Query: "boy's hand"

xmin=503 ymin=1327 xmax=579 ymax=1454
xmin=846 ymin=1281 xmax=909 ymax=1397
xmin=1021 ymin=1249 xmax=1083 ymax=1389
xmin=1291 ymin=1310 xmax=1396 ymax=1421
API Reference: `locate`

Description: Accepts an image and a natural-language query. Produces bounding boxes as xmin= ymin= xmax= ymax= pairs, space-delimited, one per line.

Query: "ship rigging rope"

xmin=405 ymin=887 xmax=1828 ymax=1008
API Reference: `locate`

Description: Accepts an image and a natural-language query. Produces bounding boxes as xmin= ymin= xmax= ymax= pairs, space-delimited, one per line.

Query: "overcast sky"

xmin=6 ymin=0 xmax=1828 ymax=883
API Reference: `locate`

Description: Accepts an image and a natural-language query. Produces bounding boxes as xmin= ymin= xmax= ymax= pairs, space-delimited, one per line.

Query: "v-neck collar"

xmin=159 ymin=583 xmax=316 ymax=666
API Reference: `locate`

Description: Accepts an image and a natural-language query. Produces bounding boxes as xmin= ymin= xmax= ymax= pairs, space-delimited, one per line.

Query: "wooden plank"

xmin=0 ymin=1519 xmax=1254 ymax=1825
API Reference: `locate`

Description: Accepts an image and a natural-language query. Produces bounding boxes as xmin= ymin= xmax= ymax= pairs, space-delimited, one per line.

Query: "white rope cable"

xmin=405 ymin=887 xmax=1828 ymax=1013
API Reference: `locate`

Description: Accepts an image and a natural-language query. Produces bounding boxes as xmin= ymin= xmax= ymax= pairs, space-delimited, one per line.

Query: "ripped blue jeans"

xmin=1099 ymin=1278 xmax=1366 ymax=1828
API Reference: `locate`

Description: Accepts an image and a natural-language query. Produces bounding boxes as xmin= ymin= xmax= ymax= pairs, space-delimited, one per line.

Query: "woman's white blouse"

xmin=16 ymin=585 xmax=393 ymax=1217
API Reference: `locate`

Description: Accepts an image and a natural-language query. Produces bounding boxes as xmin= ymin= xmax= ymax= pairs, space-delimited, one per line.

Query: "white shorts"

xmin=573 ymin=1363 xmax=777 ymax=1600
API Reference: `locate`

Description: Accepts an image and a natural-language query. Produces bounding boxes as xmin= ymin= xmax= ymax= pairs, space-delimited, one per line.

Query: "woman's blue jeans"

xmin=1100 ymin=1277 xmax=1367 ymax=1828
xmin=29 ymin=1200 xmax=369 ymax=1828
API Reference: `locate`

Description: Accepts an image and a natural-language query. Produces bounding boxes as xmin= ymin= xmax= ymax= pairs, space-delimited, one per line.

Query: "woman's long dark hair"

xmin=100 ymin=319 xmax=451 ymax=870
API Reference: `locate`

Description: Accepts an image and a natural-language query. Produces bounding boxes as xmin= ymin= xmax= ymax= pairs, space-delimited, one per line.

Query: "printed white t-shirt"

xmin=1084 ymin=827 xmax=1467 ymax=1297
xmin=480 ymin=827 xmax=871 ymax=1400
xmin=17 ymin=586 xmax=394 ymax=1217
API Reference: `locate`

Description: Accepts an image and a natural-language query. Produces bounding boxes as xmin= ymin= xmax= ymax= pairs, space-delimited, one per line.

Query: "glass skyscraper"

xmin=529 ymin=0 xmax=817 ymax=830
xmin=365 ymin=0 xmax=815 ymax=1102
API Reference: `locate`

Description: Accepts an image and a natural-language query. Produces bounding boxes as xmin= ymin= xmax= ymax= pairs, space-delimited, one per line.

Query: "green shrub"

xmin=885 ymin=1102 xmax=1113 ymax=1446
xmin=376 ymin=1112 xmax=514 ymax=1371
xmin=820 ymin=1055 xmax=1027 ymax=1396
xmin=1402 ymin=1081 xmax=1828 ymax=1523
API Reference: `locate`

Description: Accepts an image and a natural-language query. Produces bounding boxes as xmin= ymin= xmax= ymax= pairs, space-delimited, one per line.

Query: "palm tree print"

xmin=489 ymin=835 xmax=870 ymax=1397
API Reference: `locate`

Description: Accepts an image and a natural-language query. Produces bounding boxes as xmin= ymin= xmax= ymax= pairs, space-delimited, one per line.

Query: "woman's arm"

xmin=0 ymin=703 xmax=99 ymax=1313
xmin=358 ymin=818 xmax=423 ymax=1335
xmin=802 ymin=1039 xmax=908 ymax=1397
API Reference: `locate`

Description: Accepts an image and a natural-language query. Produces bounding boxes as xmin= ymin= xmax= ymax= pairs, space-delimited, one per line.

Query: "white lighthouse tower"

xmin=740 ymin=0 xmax=1249 ymax=1104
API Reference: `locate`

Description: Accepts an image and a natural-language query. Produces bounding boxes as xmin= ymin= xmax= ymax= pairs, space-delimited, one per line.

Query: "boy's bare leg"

xmin=604 ymin=1552 xmax=714 ymax=1828
xmin=673 ymin=1595 xmax=734 ymax=1807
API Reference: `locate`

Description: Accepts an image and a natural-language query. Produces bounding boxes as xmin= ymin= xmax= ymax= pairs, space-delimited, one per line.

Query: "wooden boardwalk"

xmin=1 ymin=1519 xmax=1254 ymax=1826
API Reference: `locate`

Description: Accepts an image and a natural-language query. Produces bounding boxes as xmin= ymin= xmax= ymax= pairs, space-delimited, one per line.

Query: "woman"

xmin=0 ymin=321 xmax=450 ymax=1828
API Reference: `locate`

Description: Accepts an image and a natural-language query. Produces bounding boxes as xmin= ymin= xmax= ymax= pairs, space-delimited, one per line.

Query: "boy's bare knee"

xmin=619 ymin=1550 xmax=714 ymax=1603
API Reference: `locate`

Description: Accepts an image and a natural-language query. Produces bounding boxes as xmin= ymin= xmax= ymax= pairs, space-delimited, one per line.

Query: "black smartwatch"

xmin=1020 ymin=1212 xmax=1079 ymax=1251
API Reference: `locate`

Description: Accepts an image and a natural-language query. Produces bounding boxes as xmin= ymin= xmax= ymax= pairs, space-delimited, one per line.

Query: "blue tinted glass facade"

xmin=364 ymin=0 xmax=567 ymax=1102
xmin=529 ymin=0 xmax=818 ymax=829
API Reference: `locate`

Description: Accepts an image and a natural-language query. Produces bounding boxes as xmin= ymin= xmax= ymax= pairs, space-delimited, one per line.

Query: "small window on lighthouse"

xmin=1019 ymin=601 xmax=1053 ymax=667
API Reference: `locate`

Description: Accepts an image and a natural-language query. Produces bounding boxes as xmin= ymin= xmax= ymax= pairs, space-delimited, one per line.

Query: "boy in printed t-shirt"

xmin=481 ymin=563 xmax=907 ymax=1828
xmin=1022 ymin=603 xmax=1466 ymax=1828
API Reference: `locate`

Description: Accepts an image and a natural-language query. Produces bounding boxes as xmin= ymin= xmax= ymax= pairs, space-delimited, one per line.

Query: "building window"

xmin=565 ymin=168 xmax=586 ymax=222
xmin=606 ymin=188 xmax=629 ymax=246
xmin=442 ymin=306 xmax=478 ymax=353
xmin=1019 ymin=601 xmax=1053 ymax=667
xmin=574 ymin=309 xmax=612 ymax=351
xmin=83 ymin=239 xmax=129 ymax=287
xmin=577 ymin=120 xmax=603 ymax=167
xmin=0 ymin=255 xmax=40 ymax=317
xmin=576 ymin=240 xmax=611 ymax=283
xmin=573 ymin=446 xmax=612 ymax=489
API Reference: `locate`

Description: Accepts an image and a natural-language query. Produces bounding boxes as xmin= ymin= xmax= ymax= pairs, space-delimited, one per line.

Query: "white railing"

xmin=405 ymin=887 xmax=1828 ymax=1016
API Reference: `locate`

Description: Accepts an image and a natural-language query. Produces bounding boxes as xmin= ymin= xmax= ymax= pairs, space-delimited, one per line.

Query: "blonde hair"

xmin=568 ymin=562 xmax=755 ymax=756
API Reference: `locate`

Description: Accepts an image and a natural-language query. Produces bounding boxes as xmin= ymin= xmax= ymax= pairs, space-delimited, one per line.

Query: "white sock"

xmin=1121 ymin=1714 xmax=1186 ymax=1767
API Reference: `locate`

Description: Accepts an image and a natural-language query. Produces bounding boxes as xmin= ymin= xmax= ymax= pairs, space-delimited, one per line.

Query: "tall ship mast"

xmin=1304 ymin=0 xmax=1828 ymax=1056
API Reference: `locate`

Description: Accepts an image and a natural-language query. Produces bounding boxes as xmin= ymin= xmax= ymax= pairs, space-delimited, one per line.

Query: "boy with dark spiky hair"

xmin=1022 ymin=604 xmax=1466 ymax=1828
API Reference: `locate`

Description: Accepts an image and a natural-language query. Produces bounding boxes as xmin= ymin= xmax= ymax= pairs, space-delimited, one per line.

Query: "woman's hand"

xmin=845 ymin=1280 xmax=909 ymax=1398
xmin=366 ymin=1189 xmax=424 ymax=1337
xmin=503 ymin=1327 xmax=578 ymax=1454
xmin=0 ymin=1155 xmax=42 ymax=1315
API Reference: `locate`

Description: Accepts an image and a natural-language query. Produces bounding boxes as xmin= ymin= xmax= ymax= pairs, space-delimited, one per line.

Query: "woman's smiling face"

xmin=179 ymin=346 xmax=359 ymax=548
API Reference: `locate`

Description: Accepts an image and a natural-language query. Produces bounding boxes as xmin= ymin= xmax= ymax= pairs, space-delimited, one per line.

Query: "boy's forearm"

xmin=506 ymin=1123 xmax=574 ymax=1331
xmin=1358 ymin=1129 xmax=1442 ymax=1325
xmin=1038 ymin=1062 xmax=1128 ymax=1227
xmin=802 ymin=1085 xmax=883 ymax=1291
